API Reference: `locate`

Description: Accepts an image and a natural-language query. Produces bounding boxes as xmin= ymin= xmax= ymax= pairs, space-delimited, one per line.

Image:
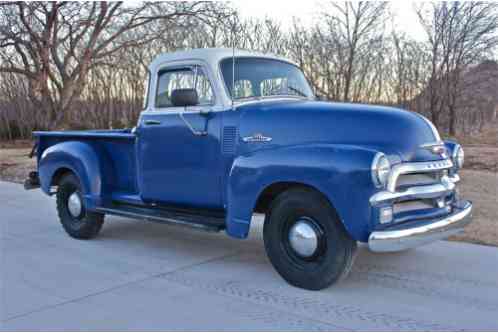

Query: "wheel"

xmin=263 ymin=187 xmax=357 ymax=290
xmin=56 ymin=173 xmax=104 ymax=239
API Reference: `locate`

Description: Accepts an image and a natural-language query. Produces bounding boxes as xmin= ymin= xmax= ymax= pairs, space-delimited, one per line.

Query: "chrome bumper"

xmin=368 ymin=200 xmax=472 ymax=252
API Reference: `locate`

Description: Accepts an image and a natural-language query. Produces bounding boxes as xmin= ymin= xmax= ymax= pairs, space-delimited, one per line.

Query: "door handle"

xmin=144 ymin=120 xmax=161 ymax=125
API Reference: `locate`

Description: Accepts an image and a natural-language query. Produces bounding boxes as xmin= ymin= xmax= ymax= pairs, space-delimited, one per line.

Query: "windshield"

xmin=220 ymin=57 xmax=314 ymax=100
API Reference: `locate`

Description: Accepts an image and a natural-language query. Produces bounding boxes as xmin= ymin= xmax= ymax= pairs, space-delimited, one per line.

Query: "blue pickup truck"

xmin=25 ymin=48 xmax=472 ymax=290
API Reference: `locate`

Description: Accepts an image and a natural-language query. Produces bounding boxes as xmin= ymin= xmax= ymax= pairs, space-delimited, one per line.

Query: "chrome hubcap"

xmin=288 ymin=219 xmax=319 ymax=258
xmin=68 ymin=192 xmax=82 ymax=218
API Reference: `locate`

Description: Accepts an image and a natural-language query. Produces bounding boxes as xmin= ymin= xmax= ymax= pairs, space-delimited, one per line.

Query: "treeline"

xmin=1 ymin=1 xmax=497 ymax=140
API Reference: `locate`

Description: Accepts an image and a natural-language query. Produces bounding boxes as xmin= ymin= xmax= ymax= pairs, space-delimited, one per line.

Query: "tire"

xmin=263 ymin=187 xmax=357 ymax=290
xmin=56 ymin=173 xmax=104 ymax=239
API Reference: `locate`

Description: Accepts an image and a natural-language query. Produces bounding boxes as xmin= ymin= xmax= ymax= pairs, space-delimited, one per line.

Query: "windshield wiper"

xmin=287 ymin=86 xmax=308 ymax=97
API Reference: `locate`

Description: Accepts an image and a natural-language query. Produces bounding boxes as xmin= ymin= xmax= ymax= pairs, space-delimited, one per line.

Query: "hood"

xmin=237 ymin=99 xmax=443 ymax=163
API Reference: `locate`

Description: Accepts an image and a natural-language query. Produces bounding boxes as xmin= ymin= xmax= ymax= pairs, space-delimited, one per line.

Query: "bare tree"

xmin=389 ymin=31 xmax=430 ymax=108
xmin=416 ymin=2 xmax=498 ymax=135
xmin=322 ymin=2 xmax=388 ymax=101
xmin=0 ymin=1 xmax=228 ymax=128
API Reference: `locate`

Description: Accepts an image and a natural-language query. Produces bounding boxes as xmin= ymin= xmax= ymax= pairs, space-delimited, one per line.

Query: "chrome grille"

xmin=395 ymin=171 xmax=442 ymax=191
xmin=389 ymin=160 xmax=453 ymax=216
xmin=393 ymin=200 xmax=435 ymax=214
xmin=387 ymin=159 xmax=453 ymax=192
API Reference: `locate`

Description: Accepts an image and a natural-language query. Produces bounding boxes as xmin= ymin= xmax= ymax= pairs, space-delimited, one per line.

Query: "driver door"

xmin=137 ymin=65 xmax=223 ymax=209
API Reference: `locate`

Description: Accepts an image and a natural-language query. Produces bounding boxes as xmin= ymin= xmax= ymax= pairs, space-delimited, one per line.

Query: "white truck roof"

xmin=148 ymin=48 xmax=296 ymax=73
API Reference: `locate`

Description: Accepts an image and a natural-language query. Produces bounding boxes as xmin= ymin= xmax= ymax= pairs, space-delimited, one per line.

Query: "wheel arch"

xmin=254 ymin=181 xmax=333 ymax=215
xmin=38 ymin=141 xmax=112 ymax=209
xmin=51 ymin=167 xmax=75 ymax=187
xmin=225 ymin=144 xmax=378 ymax=242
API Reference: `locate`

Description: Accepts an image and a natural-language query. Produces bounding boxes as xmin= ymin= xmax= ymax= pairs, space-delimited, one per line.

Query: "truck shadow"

xmin=96 ymin=214 xmax=498 ymax=326
xmin=98 ymin=214 xmax=424 ymax=285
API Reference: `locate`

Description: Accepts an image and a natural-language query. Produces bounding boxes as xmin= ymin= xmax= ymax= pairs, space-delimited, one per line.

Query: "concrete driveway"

xmin=1 ymin=181 xmax=498 ymax=331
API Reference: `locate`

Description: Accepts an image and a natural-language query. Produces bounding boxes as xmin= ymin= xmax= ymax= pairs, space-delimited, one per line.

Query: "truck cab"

xmin=26 ymin=48 xmax=472 ymax=290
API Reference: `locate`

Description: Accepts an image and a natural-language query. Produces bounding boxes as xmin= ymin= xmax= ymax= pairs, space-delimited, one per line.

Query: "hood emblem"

xmin=421 ymin=142 xmax=447 ymax=158
xmin=243 ymin=133 xmax=272 ymax=143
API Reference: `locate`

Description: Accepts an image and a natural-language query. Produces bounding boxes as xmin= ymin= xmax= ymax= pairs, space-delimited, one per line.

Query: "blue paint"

xmin=137 ymin=111 xmax=223 ymax=208
xmin=34 ymin=97 xmax=459 ymax=243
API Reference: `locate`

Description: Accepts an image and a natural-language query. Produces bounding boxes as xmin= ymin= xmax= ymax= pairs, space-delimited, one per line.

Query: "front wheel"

xmin=56 ymin=173 xmax=104 ymax=239
xmin=263 ymin=187 xmax=357 ymax=290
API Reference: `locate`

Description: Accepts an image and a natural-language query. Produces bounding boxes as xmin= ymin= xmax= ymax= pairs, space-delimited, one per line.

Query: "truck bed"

xmin=34 ymin=129 xmax=138 ymax=196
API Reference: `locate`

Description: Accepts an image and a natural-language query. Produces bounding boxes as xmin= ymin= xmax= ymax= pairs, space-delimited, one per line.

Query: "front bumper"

xmin=368 ymin=200 xmax=472 ymax=252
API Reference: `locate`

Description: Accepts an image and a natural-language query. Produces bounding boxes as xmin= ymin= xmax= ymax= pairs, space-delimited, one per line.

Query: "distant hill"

xmin=410 ymin=60 xmax=498 ymax=137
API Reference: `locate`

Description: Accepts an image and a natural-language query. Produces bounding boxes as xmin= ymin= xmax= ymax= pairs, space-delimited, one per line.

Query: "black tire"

xmin=263 ymin=187 xmax=357 ymax=290
xmin=56 ymin=173 xmax=104 ymax=239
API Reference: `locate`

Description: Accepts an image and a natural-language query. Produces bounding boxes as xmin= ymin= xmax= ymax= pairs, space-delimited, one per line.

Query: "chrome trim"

xmin=448 ymin=174 xmax=460 ymax=183
xmin=420 ymin=141 xmax=445 ymax=149
xmin=370 ymin=176 xmax=455 ymax=206
xmin=368 ymin=201 xmax=472 ymax=252
xmin=242 ymin=133 xmax=272 ymax=143
xmin=371 ymin=152 xmax=390 ymax=188
xmin=144 ymin=119 xmax=161 ymax=125
xmin=420 ymin=141 xmax=448 ymax=158
xmin=288 ymin=220 xmax=319 ymax=257
xmin=68 ymin=192 xmax=83 ymax=217
xmin=386 ymin=159 xmax=453 ymax=192
xmin=452 ymin=144 xmax=464 ymax=169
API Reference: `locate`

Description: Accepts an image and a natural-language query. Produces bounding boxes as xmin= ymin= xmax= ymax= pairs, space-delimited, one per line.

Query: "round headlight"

xmin=453 ymin=145 xmax=464 ymax=169
xmin=372 ymin=153 xmax=391 ymax=188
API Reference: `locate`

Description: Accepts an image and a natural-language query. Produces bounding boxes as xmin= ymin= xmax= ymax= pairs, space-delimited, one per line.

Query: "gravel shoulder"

xmin=1 ymin=146 xmax=497 ymax=247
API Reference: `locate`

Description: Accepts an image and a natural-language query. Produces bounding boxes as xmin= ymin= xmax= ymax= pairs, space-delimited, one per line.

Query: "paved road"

xmin=1 ymin=181 xmax=498 ymax=331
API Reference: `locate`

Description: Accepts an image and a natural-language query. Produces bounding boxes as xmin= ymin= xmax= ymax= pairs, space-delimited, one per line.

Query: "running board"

xmin=95 ymin=204 xmax=225 ymax=233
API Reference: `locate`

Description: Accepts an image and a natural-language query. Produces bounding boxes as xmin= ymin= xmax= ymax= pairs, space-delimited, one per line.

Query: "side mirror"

xmin=171 ymin=88 xmax=199 ymax=107
xmin=315 ymin=93 xmax=327 ymax=101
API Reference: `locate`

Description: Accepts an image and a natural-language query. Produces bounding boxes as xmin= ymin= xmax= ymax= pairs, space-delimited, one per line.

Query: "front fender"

xmin=226 ymin=144 xmax=379 ymax=241
xmin=38 ymin=141 xmax=113 ymax=209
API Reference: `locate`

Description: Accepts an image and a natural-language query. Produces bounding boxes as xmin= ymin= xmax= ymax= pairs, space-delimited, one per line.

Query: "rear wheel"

xmin=263 ymin=187 xmax=357 ymax=290
xmin=56 ymin=173 xmax=104 ymax=239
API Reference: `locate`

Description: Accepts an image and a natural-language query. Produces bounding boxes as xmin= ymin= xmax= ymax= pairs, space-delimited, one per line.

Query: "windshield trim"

xmin=233 ymin=94 xmax=309 ymax=103
xmin=218 ymin=56 xmax=313 ymax=104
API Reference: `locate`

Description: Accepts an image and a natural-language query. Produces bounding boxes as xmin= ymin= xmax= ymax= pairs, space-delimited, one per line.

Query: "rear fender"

xmin=226 ymin=144 xmax=378 ymax=242
xmin=38 ymin=141 xmax=113 ymax=209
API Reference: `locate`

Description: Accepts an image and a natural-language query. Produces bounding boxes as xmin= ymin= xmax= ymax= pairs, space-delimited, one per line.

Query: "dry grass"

xmin=0 ymin=144 xmax=497 ymax=247
xmin=0 ymin=140 xmax=33 ymax=149
xmin=0 ymin=147 xmax=35 ymax=183
xmin=451 ymin=169 xmax=498 ymax=247
xmin=449 ymin=122 xmax=498 ymax=173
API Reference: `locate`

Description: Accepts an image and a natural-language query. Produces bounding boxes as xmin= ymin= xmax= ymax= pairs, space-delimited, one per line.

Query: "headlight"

xmin=372 ymin=153 xmax=391 ymax=188
xmin=453 ymin=145 xmax=464 ymax=169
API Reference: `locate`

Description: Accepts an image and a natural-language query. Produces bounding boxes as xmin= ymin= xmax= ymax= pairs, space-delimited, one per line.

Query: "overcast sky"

xmin=233 ymin=0 xmax=427 ymax=41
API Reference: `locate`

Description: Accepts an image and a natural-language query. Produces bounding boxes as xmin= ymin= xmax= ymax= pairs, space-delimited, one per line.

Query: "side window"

xmin=155 ymin=66 xmax=214 ymax=108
